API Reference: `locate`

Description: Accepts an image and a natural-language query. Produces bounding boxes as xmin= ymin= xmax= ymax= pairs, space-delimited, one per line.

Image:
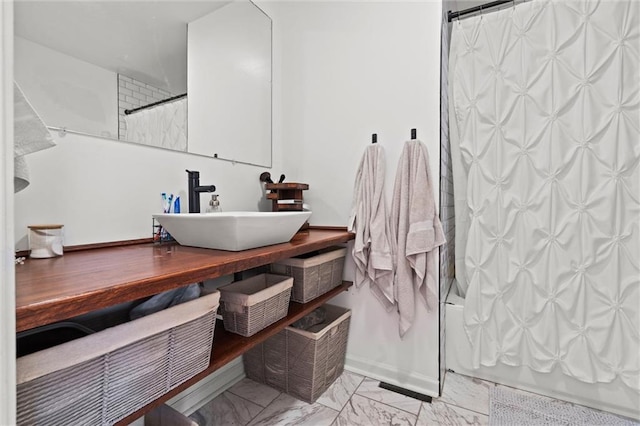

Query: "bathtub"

xmin=445 ymin=294 xmax=640 ymax=421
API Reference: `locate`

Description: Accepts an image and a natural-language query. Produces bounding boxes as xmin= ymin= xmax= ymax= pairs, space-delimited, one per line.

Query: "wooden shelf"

xmin=115 ymin=281 xmax=353 ymax=425
xmin=15 ymin=228 xmax=353 ymax=332
xmin=16 ymin=227 xmax=354 ymax=425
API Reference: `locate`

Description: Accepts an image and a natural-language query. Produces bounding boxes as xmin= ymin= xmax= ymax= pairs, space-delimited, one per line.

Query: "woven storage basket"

xmin=244 ymin=304 xmax=351 ymax=403
xmin=269 ymin=246 xmax=346 ymax=303
xmin=16 ymin=291 xmax=220 ymax=426
xmin=219 ymin=273 xmax=293 ymax=337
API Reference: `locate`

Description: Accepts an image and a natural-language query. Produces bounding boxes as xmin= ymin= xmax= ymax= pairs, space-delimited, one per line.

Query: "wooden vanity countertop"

xmin=15 ymin=228 xmax=354 ymax=332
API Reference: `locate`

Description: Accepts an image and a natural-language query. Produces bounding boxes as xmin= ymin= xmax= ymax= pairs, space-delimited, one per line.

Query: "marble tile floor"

xmin=189 ymin=370 xmax=632 ymax=426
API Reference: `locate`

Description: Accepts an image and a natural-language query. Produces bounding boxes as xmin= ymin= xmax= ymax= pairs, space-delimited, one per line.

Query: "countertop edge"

xmin=16 ymin=228 xmax=354 ymax=332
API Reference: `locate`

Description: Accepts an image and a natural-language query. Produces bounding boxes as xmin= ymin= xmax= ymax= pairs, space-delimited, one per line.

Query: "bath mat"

xmin=489 ymin=385 xmax=639 ymax=425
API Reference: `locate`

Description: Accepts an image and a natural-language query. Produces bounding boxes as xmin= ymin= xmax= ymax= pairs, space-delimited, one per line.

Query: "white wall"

xmin=265 ymin=1 xmax=443 ymax=395
xmin=13 ymin=135 xmax=278 ymax=250
xmin=14 ymin=36 xmax=118 ymax=139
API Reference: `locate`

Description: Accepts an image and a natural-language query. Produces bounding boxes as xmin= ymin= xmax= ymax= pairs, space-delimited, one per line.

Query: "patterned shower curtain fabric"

xmin=449 ymin=0 xmax=639 ymax=389
xmin=124 ymin=98 xmax=187 ymax=151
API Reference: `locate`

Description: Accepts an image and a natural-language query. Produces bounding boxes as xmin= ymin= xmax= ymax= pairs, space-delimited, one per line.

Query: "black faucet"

xmin=186 ymin=170 xmax=216 ymax=213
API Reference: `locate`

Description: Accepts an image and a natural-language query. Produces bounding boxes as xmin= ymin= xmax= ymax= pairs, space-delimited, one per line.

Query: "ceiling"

xmin=14 ymin=1 xmax=232 ymax=93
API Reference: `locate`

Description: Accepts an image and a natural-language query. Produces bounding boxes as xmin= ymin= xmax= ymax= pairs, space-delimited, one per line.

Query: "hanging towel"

xmin=14 ymin=156 xmax=30 ymax=193
xmin=348 ymin=144 xmax=394 ymax=310
xmin=13 ymin=82 xmax=56 ymax=193
xmin=390 ymin=139 xmax=445 ymax=337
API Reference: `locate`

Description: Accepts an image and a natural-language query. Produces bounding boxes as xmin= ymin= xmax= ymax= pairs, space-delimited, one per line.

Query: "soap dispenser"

xmin=206 ymin=194 xmax=222 ymax=213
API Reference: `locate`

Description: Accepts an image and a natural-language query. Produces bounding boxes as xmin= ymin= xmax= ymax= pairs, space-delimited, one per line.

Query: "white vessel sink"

xmin=152 ymin=211 xmax=312 ymax=251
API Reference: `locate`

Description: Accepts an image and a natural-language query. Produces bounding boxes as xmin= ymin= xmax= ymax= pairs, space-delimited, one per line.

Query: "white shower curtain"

xmin=449 ymin=0 xmax=639 ymax=389
xmin=124 ymin=98 xmax=187 ymax=151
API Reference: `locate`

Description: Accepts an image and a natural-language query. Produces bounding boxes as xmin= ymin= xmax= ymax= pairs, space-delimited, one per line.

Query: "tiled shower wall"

xmin=438 ymin=13 xmax=455 ymax=395
xmin=117 ymin=75 xmax=174 ymax=140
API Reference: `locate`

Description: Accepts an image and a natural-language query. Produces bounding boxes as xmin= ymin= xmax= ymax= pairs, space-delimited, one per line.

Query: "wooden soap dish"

xmin=265 ymin=183 xmax=309 ymax=212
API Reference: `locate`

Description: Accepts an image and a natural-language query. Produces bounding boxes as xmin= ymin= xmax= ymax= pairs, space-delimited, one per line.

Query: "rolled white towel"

xmin=13 ymin=82 xmax=56 ymax=193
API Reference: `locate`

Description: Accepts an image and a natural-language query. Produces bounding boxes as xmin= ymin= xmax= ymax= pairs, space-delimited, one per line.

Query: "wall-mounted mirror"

xmin=13 ymin=0 xmax=272 ymax=167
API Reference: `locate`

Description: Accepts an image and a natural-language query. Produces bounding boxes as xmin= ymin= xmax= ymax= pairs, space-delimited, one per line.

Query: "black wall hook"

xmin=411 ymin=129 xmax=417 ymax=139
xmin=372 ymin=133 xmax=378 ymax=144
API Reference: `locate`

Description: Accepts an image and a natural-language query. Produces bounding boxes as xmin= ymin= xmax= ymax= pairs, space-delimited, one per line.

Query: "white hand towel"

xmin=14 ymin=156 xmax=30 ymax=193
xmin=13 ymin=82 xmax=56 ymax=193
xmin=390 ymin=140 xmax=445 ymax=337
xmin=348 ymin=144 xmax=394 ymax=310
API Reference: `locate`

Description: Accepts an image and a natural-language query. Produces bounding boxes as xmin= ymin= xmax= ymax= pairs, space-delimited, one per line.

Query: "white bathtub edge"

xmin=445 ymin=302 xmax=640 ymax=421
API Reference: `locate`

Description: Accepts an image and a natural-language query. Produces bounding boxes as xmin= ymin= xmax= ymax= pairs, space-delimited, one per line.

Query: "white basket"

xmin=17 ymin=291 xmax=220 ymax=426
xmin=244 ymin=304 xmax=351 ymax=403
xmin=270 ymin=246 xmax=346 ymax=303
xmin=219 ymin=274 xmax=293 ymax=337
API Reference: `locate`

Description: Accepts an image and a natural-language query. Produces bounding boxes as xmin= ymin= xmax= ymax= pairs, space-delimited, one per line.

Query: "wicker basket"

xmin=219 ymin=273 xmax=293 ymax=337
xmin=16 ymin=291 xmax=220 ymax=426
xmin=269 ymin=246 xmax=346 ymax=303
xmin=244 ymin=304 xmax=351 ymax=403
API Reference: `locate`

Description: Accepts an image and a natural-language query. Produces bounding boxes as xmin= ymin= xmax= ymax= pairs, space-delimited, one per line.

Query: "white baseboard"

xmin=345 ymin=354 xmax=439 ymax=398
xmin=166 ymin=357 xmax=245 ymax=416
xmin=137 ymin=353 xmax=439 ymax=423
